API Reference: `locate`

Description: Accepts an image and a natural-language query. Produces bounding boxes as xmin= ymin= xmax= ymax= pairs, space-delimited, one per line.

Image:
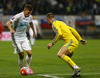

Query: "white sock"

xmin=73 ymin=64 xmax=79 ymax=69
xmin=26 ymin=55 xmax=32 ymax=67
xmin=18 ymin=59 xmax=23 ymax=68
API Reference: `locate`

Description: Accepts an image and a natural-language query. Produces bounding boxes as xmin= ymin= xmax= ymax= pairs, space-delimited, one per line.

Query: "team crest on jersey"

xmin=11 ymin=17 xmax=14 ymax=20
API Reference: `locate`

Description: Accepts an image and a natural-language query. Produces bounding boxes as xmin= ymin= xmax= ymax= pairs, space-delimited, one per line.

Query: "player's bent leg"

xmin=18 ymin=52 xmax=24 ymax=68
xmin=57 ymin=46 xmax=76 ymax=68
xmin=26 ymin=50 xmax=33 ymax=74
xmin=58 ymin=46 xmax=81 ymax=77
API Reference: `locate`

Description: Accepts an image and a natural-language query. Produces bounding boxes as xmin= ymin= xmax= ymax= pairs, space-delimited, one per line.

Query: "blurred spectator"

xmin=0 ymin=2 xmax=3 ymax=16
xmin=66 ymin=4 xmax=71 ymax=15
xmin=0 ymin=21 xmax=4 ymax=41
xmin=89 ymin=0 xmax=94 ymax=15
xmin=50 ymin=0 xmax=57 ymax=6
xmin=76 ymin=1 xmax=82 ymax=15
xmin=58 ymin=3 xmax=64 ymax=14
xmin=93 ymin=2 xmax=98 ymax=14
xmin=81 ymin=0 xmax=87 ymax=12
xmin=97 ymin=2 xmax=100 ymax=14
xmin=71 ymin=3 xmax=77 ymax=15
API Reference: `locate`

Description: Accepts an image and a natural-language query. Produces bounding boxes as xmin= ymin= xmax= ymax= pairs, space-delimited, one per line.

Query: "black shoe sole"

xmin=71 ymin=69 xmax=81 ymax=77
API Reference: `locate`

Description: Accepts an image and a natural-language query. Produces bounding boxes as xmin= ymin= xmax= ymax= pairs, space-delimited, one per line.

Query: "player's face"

xmin=47 ymin=17 xmax=52 ymax=26
xmin=24 ymin=9 xmax=32 ymax=17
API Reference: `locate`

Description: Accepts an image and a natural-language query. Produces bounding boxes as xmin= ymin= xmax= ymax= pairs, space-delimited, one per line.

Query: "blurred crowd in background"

xmin=0 ymin=0 xmax=100 ymax=40
xmin=0 ymin=0 xmax=100 ymax=15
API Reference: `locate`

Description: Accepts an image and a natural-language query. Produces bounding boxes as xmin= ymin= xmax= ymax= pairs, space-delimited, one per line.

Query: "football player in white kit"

xmin=29 ymin=15 xmax=40 ymax=46
xmin=7 ymin=4 xmax=37 ymax=75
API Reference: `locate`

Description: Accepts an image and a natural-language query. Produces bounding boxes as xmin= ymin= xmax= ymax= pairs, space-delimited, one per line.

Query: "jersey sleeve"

xmin=10 ymin=13 xmax=21 ymax=23
xmin=29 ymin=15 xmax=33 ymax=23
xmin=52 ymin=22 xmax=62 ymax=45
xmin=68 ymin=26 xmax=82 ymax=41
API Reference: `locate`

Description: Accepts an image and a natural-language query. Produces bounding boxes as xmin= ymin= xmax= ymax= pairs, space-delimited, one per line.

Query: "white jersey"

xmin=10 ymin=12 xmax=33 ymax=40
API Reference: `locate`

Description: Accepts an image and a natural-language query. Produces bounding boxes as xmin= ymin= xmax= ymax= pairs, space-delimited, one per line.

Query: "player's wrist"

xmin=80 ymin=39 xmax=83 ymax=42
xmin=52 ymin=42 xmax=54 ymax=45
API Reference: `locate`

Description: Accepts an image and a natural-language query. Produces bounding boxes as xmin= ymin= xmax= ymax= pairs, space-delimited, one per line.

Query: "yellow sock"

xmin=61 ymin=55 xmax=76 ymax=68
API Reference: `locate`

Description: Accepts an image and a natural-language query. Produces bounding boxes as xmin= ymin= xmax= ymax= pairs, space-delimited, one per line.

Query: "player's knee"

xmin=19 ymin=52 xmax=24 ymax=59
xmin=26 ymin=50 xmax=32 ymax=57
xmin=19 ymin=54 xmax=24 ymax=59
xmin=57 ymin=53 xmax=62 ymax=58
xmin=27 ymin=52 xmax=32 ymax=57
xmin=20 ymin=56 xmax=24 ymax=59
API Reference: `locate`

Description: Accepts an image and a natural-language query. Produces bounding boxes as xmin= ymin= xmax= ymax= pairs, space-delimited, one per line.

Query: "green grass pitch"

xmin=0 ymin=39 xmax=100 ymax=78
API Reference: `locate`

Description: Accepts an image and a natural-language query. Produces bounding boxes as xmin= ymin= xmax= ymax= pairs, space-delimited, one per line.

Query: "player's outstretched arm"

xmin=7 ymin=20 xmax=15 ymax=34
xmin=68 ymin=26 xmax=82 ymax=41
xmin=68 ymin=26 xmax=87 ymax=45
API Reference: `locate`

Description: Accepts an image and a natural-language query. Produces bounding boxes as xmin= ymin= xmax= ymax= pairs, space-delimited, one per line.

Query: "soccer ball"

xmin=20 ymin=67 xmax=30 ymax=76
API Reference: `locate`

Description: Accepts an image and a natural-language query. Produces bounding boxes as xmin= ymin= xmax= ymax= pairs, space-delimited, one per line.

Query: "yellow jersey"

xmin=52 ymin=20 xmax=82 ymax=45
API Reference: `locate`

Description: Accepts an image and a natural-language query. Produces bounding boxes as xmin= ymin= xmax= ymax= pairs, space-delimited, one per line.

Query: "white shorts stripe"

xmin=11 ymin=34 xmax=21 ymax=54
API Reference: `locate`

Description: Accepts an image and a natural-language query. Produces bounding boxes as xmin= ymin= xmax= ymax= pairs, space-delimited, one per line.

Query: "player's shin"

xmin=18 ymin=59 xmax=23 ymax=68
xmin=61 ymin=55 xmax=79 ymax=69
xmin=26 ymin=55 xmax=32 ymax=67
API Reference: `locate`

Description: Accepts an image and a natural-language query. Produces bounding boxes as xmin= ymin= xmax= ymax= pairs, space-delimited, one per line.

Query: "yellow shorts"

xmin=64 ymin=39 xmax=78 ymax=57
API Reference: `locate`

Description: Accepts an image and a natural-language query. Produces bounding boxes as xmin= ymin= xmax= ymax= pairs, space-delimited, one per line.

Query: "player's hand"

xmin=33 ymin=33 xmax=37 ymax=38
xmin=80 ymin=39 xmax=87 ymax=45
xmin=47 ymin=43 xmax=53 ymax=49
xmin=10 ymin=29 xmax=15 ymax=34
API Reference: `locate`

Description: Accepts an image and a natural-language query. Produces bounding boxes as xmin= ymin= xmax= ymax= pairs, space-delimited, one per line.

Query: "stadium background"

xmin=0 ymin=0 xmax=100 ymax=78
xmin=0 ymin=0 xmax=100 ymax=40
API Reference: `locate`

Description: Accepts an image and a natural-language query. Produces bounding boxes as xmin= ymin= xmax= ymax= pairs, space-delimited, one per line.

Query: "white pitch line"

xmin=37 ymin=73 xmax=100 ymax=78
xmin=48 ymin=73 xmax=100 ymax=75
xmin=38 ymin=74 xmax=64 ymax=78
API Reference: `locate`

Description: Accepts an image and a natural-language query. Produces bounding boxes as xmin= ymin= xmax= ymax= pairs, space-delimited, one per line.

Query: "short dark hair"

xmin=47 ymin=12 xmax=55 ymax=19
xmin=24 ymin=4 xmax=33 ymax=11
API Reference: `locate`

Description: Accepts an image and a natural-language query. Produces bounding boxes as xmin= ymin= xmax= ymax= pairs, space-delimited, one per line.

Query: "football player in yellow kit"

xmin=46 ymin=12 xmax=87 ymax=77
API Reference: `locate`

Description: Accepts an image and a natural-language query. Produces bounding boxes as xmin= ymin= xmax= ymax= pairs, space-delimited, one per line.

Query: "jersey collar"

xmin=22 ymin=11 xmax=25 ymax=18
xmin=52 ymin=19 xmax=56 ymax=23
